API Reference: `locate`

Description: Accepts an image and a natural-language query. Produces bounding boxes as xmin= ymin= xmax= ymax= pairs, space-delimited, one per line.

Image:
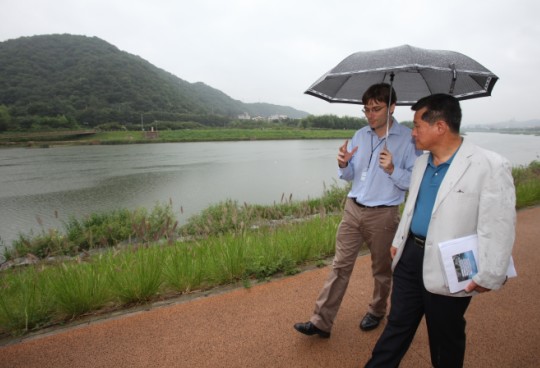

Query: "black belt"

xmin=350 ymin=198 xmax=397 ymax=209
xmin=408 ymin=232 xmax=426 ymax=248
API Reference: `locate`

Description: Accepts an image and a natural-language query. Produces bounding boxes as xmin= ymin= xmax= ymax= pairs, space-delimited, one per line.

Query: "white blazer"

xmin=392 ymin=139 xmax=516 ymax=297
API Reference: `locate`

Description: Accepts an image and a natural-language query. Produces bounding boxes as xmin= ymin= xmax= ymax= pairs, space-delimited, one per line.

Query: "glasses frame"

xmin=362 ymin=105 xmax=387 ymax=115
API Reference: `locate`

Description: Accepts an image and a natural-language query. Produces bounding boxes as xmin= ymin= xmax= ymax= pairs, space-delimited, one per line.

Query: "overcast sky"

xmin=1 ymin=0 xmax=538 ymax=125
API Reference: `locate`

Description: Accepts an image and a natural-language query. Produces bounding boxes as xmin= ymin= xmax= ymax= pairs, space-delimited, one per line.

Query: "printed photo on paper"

xmin=452 ymin=250 xmax=478 ymax=282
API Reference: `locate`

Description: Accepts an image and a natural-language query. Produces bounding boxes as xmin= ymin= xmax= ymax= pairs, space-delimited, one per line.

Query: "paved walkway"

xmin=1 ymin=207 xmax=538 ymax=368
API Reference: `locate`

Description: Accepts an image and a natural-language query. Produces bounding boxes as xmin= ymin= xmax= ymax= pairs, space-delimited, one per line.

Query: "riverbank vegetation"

xmin=0 ymin=115 xmax=366 ymax=147
xmin=463 ymin=126 xmax=540 ymax=136
xmin=512 ymin=160 xmax=540 ymax=208
xmin=0 ymin=183 xmax=349 ymax=337
xmin=1 ymin=162 xmax=539 ymax=337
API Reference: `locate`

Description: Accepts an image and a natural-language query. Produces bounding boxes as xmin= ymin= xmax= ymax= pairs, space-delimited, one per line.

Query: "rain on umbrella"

xmin=305 ymin=44 xmax=498 ymax=139
xmin=305 ymin=44 xmax=498 ymax=106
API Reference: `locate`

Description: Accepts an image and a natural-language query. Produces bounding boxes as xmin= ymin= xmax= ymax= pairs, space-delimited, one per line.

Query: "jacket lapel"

xmin=432 ymin=140 xmax=474 ymax=214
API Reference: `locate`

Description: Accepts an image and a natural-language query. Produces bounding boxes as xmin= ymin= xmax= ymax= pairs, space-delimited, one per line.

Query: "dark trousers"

xmin=365 ymin=235 xmax=472 ymax=368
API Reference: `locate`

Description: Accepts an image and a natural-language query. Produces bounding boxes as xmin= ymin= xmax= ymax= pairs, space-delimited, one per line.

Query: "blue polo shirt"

xmin=410 ymin=148 xmax=459 ymax=237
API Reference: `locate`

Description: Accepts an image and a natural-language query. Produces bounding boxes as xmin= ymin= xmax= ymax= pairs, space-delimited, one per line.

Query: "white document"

xmin=438 ymin=234 xmax=517 ymax=293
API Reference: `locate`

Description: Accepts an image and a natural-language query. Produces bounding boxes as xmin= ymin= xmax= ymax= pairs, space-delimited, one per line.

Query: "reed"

xmin=0 ymin=267 xmax=53 ymax=334
xmin=46 ymin=260 xmax=111 ymax=319
xmin=5 ymin=203 xmax=178 ymax=261
xmin=107 ymin=246 xmax=165 ymax=305
xmin=179 ymin=181 xmax=347 ymax=238
xmin=513 ymin=161 xmax=540 ymax=208
xmin=162 ymin=243 xmax=205 ymax=292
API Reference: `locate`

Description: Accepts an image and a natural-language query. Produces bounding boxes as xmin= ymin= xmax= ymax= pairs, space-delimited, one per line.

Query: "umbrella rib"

xmin=306 ymin=74 xmax=363 ymax=103
xmin=326 ymin=64 xmax=496 ymax=78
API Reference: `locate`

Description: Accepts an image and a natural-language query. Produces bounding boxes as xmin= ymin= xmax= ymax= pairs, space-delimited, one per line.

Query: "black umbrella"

xmin=305 ymin=44 xmax=498 ymax=139
xmin=305 ymin=44 xmax=498 ymax=106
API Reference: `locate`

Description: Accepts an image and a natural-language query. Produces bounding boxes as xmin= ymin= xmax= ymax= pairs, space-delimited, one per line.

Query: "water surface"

xmin=1 ymin=132 xmax=538 ymax=249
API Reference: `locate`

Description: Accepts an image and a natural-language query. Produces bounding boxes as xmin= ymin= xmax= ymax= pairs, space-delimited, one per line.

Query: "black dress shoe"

xmin=293 ymin=321 xmax=330 ymax=338
xmin=359 ymin=313 xmax=383 ymax=331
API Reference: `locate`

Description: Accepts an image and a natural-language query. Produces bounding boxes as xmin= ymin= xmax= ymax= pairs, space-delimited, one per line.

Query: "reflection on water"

xmin=0 ymin=132 xmax=538 ymax=249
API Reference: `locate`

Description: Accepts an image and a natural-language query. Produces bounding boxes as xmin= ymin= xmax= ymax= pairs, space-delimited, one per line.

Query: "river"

xmin=0 ymin=132 xmax=538 ymax=250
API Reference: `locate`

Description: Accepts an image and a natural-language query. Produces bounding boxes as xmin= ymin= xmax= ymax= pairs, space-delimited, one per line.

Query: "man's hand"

xmin=464 ymin=280 xmax=491 ymax=293
xmin=390 ymin=246 xmax=398 ymax=259
xmin=337 ymin=139 xmax=358 ymax=168
xmin=379 ymin=147 xmax=394 ymax=174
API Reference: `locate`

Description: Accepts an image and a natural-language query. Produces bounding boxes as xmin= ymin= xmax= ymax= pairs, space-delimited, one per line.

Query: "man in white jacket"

xmin=364 ymin=94 xmax=516 ymax=368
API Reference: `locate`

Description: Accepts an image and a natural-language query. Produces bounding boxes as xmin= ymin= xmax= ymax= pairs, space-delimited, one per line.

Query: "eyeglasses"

xmin=362 ymin=106 xmax=386 ymax=115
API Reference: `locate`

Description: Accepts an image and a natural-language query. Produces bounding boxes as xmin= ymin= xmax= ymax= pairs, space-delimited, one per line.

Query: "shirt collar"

xmin=367 ymin=117 xmax=399 ymax=137
xmin=428 ymin=143 xmax=461 ymax=168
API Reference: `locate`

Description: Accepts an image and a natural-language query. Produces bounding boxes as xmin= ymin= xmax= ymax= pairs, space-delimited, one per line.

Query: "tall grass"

xmin=162 ymin=244 xmax=205 ymax=292
xmin=108 ymin=247 xmax=164 ymax=304
xmin=46 ymin=261 xmax=111 ymax=319
xmin=0 ymin=214 xmax=340 ymax=336
xmin=180 ymin=181 xmax=346 ymax=238
xmin=3 ymin=182 xmax=347 ymax=260
xmin=0 ymin=268 xmax=53 ymax=334
xmin=5 ymin=202 xmax=178 ymax=260
xmin=513 ymin=161 xmax=540 ymax=208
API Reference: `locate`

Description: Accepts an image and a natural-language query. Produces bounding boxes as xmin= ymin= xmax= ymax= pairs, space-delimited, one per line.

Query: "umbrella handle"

xmin=449 ymin=63 xmax=457 ymax=95
xmin=385 ymin=73 xmax=395 ymax=145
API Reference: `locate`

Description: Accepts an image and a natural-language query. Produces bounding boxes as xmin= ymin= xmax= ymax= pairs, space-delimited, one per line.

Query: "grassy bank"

xmin=0 ymin=129 xmax=357 ymax=146
xmin=512 ymin=161 xmax=540 ymax=208
xmin=0 ymin=183 xmax=349 ymax=336
xmin=0 ymin=216 xmax=341 ymax=336
xmin=1 ymin=162 xmax=539 ymax=337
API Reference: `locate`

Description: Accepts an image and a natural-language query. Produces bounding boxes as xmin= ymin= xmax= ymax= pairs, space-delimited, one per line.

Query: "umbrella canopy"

xmin=305 ymin=44 xmax=498 ymax=106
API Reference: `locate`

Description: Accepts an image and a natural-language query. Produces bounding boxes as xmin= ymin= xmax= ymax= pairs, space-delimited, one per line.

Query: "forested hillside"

xmin=0 ymin=34 xmax=309 ymax=131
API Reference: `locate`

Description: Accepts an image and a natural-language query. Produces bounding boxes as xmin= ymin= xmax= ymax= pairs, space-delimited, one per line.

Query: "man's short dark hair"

xmin=411 ymin=94 xmax=462 ymax=133
xmin=362 ymin=83 xmax=397 ymax=106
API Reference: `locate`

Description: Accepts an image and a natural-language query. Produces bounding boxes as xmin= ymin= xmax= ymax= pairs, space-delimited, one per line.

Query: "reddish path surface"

xmin=1 ymin=207 xmax=538 ymax=368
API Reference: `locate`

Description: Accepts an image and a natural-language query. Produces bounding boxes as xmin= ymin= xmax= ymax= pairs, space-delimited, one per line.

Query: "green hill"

xmin=0 ymin=34 xmax=309 ymax=130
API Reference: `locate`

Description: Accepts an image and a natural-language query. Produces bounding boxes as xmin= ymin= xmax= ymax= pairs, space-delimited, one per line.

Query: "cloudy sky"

xmin=1 ymin=0 xmax=538 ymax=125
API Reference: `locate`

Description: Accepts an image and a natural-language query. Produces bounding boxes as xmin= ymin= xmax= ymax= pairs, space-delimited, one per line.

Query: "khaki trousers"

xmin=310 ymin=198 xmax=399 ymax=332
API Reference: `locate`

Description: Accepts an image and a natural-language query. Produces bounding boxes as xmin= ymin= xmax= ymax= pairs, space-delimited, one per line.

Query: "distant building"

xmin=237 ymin=113 xmax=290 ymax=121
xmin=268 ymin=114 xmax=288 ymax=121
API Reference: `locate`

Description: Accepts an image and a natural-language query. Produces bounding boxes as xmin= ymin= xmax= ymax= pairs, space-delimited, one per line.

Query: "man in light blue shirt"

xmin=294 ymin=83 xmax=421 ymax=338
xmin=339 ymin=113 xmax=420 ymax=207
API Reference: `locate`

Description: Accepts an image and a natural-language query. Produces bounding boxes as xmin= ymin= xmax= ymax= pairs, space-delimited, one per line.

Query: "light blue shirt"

xmin=338 ymin=118 xmax=421 ymax=206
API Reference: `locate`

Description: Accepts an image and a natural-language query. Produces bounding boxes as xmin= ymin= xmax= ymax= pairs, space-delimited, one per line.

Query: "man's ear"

xmin=436 ymin=120 xmax=448 ymax=134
